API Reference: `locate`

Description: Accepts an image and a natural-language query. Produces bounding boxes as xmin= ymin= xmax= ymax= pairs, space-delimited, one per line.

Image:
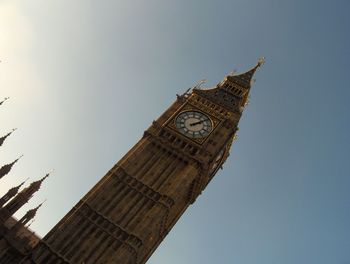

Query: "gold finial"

xmin=257 ymin=57 xmax=265 ymax=67
xmin=193 ymin=79 xmax=207 ymax=89
xmin=229 ymin=69 xmax=237 ymax=76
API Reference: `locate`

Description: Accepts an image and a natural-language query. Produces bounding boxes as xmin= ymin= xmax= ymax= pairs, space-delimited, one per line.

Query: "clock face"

xmin=175 ymin=111 xmax=213 ymax=138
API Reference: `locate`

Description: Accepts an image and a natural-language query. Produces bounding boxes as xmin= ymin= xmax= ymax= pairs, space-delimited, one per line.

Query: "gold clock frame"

xmin=166 ymin=103 xmax=220 ymax=144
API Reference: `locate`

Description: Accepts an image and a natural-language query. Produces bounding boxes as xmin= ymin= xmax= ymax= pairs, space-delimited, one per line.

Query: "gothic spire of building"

xmin=0 ymin=180 xmax=27 ymax=207
xmin=226 ymin=57 xmax=265 ymax=88
xmin=10 ymin=201 xmax=45 ymax=233
xmin=19 ymin=172 xmax=50 ymax=199
xmin=193 ymin=58 xmax=264 ymax=113
xmin=20 ymin=201 xmax=44 ymax=224
xmin=0 ymin=155 xmax=23 ymax=180
xmin=0 ymin=97 xmax=9 ymax=106
xmin=1 ymin=172 xmax=50 ymax=220
xmin=0 ymin=128 xmax=17 ymax=147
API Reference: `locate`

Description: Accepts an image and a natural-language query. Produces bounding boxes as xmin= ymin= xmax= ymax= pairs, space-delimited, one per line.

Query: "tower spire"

xmin=24 ymin=200 xmax=45 ymax=220
xmin=226 ymin=57 xmax=265 ymax=88
xmin=10 ymin=201 xmax=45 ymax=233
xmin=1 ymin=172 xmax=50 ymax=221
xmin=0 ymin=155 xmax=23 ymax=180
xmin=193 ymin=59 xmax=264 ymax=112
xmin=22 ymin=172 xmax=51 ymax=197
xmin=0 ymin=128 xmax=17 ymax=147
xmin=0 ymin=179 xmax=27 ymax=207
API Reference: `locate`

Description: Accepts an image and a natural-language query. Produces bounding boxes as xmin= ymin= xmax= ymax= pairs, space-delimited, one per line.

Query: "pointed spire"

xmin=0 ymin=97 xmax=9 ymax=106
xmin=25 ymin=200 xmax=45 ymax=220
xmin=0 ymin=180 xmax=27 ymax=207
xmin=0 ymin=128 xmax=17 ymax=147
xmin=11 ymin=201 xmax=45 ymax=233
xmin=2 ymin=172 xmax=50 ymax=218
xmin=7 ymin=179 xmax=27 ymax=196
xmin=11 ymin=179 xmax=27 ymax=193
xmin=226 ymin=57 xmax=265 ymax=88
xmin=0 ymin=155 xmax=23 ymax=180
xmin=193 ymin=59 xmax=264 ymax=113
xmin=36 ymin=171 xmax=51 ymax=185
xmin=23 ymin=171 xmax=51 ymax=195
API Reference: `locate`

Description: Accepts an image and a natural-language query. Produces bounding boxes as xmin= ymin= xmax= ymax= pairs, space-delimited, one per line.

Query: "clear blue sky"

xmin=1 ymin=1 xmax=349 ymax=263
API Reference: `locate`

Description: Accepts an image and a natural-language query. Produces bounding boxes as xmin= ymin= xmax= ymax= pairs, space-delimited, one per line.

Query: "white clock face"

xmin=175 ymin=111 xmax=213 ymax=138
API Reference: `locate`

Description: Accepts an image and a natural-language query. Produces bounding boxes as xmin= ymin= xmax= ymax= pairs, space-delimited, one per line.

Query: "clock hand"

xmin=189 ymin=120 xmax=203 ymax=127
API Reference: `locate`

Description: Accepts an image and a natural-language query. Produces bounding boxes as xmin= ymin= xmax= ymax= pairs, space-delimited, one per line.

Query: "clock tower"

xmin=24 ymin=60 xmax=263 ymax=264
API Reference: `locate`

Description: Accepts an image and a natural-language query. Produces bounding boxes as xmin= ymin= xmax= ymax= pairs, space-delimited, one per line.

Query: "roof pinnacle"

xmin=12 ymin=200 xmax=46 ymax=229
xmin=33 ymin=172 xmax=49 ymax=186
xmin=33 ymin=199 xmax=45 ymax=212
xmin=0 ymin=128 xmax=17 ymax=147
xmin=31 ymin=171 xmax=51 ymax=189
xmin=25 ymin=200 xmax=46 ymax=219
xmin=18 ymin=171 xmax=51 ymax=201
xmin=12 ymin=179 xmax=27 ymax=192
xmin=0 ymin=179 xmax=28 ymax=207
xmin=226 ymin=58 xmax=265 ymax=88
xmin=0 ymin=155 xmax=24 ymax=180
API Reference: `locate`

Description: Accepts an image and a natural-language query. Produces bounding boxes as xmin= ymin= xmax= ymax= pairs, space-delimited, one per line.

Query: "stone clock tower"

xmin=24 ymin=60 xmax=263 ymax=264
